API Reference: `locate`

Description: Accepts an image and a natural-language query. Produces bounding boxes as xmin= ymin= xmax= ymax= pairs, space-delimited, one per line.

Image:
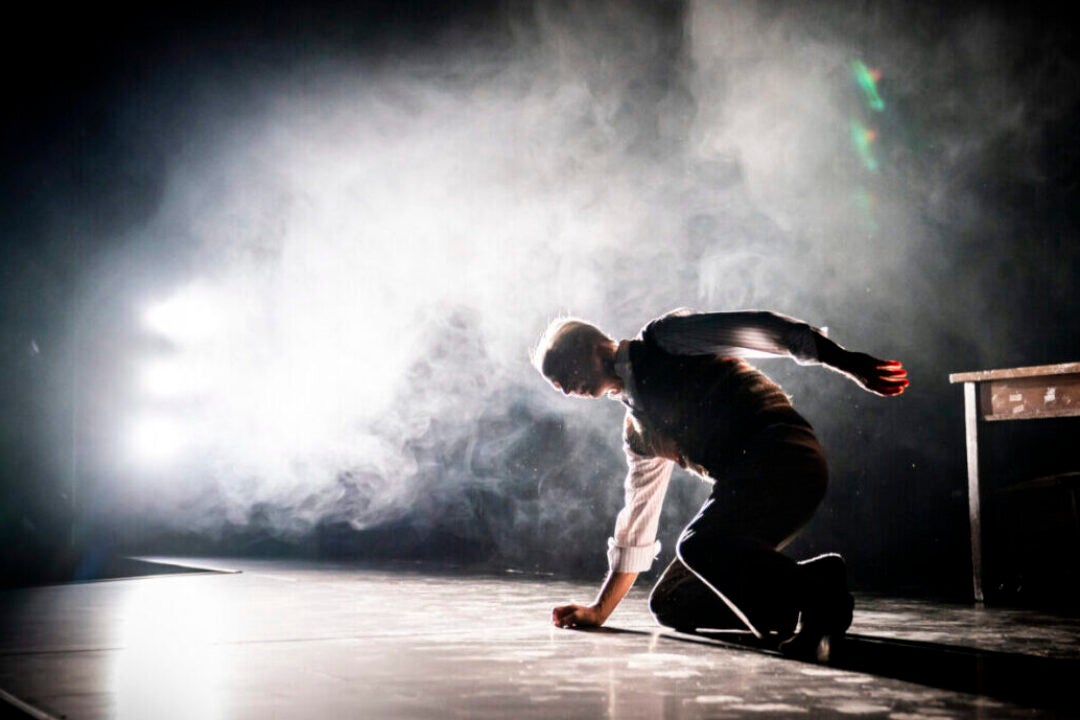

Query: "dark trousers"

xmin=648 ymin=422 xmax=828 ymax=637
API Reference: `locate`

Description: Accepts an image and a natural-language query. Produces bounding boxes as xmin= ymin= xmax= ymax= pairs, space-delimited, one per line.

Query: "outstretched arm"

xmin=814 ymin=334 xmax=909 ymax=396
xmin=648 ymin=310 xmax=821 ymax=362
xmin=649 ymin=309 xmax=908 ymax=396
xmin=552 ymin=571 xmax=638 ymax=628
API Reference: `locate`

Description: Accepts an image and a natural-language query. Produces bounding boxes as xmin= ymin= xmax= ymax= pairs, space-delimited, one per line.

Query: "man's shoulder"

xmin=649 ymin=307 xmax=698 ymax=325
xmin=639 ymin=307 xmax=698 ymax=339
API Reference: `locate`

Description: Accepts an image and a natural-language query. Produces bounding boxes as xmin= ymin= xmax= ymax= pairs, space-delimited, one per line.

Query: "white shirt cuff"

xmin=607 ymin=537 xmax=661 ymax=573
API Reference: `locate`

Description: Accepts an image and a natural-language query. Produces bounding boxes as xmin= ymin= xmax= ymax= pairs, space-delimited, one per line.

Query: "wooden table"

xmin=949 ymin=362 xmax=1080 ymax=602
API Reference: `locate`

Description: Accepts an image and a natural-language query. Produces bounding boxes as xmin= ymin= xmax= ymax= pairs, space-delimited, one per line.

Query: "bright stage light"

xmin=143 ymin=287 xmax=220 ymax=343
xmin=126 ymin=414 xmax=187 ymax=465
xmin=138 ymin=359 xmax=204 ymax=399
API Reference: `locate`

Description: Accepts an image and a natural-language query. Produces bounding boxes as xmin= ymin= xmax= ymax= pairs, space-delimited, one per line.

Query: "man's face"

xmin=546 ymin=342 xmax=609 ymax=398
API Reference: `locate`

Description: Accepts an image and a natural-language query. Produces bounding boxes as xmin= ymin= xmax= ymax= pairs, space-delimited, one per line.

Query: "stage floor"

xmin=1 ymin=558 xmax=1078 ymax=719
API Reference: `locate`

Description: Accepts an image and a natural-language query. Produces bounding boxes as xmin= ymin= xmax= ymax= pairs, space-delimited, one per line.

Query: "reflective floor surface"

xmin=1 ymin=558 xmax=1078 ymax=719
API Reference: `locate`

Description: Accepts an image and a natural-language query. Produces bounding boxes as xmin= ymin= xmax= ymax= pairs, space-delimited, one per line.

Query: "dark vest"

xmin=624 ymin=323 xmax=809 ymax=475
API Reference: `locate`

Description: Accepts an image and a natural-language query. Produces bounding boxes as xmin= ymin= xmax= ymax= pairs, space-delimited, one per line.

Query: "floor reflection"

xmin=0 ymin=558 xmax=1076 ymax=720
xmin=110 ymin=578 xmax=229 ymax=720
xmin=674 ymin=629 xmax=1080 ymax=713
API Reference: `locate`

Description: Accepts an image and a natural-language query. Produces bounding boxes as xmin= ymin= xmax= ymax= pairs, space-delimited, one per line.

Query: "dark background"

xmin=2 ymin=1 xmax=1077 ymax=602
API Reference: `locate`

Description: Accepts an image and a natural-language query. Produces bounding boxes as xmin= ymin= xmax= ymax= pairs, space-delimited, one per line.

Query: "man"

xmin=531 ymin=309 xmax=907 ymax=653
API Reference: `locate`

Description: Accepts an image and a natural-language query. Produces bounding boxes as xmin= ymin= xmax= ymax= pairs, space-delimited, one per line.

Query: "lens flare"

xmin=852 ymin=60 xmax=885 ymax=111
xmin=850 ymin=121 xmax=878 ymax=171
xmin=853 ymin=189 xmax=878 ymax=233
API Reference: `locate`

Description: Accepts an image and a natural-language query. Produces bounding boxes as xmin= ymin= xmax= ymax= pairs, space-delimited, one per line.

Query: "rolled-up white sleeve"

xmin=607 ymin=446 xmax=674 ymax=573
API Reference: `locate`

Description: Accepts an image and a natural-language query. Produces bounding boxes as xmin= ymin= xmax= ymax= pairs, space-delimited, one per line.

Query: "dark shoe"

xmin=799 ymin=553 xmax=854 ymax=632
xmin=777 ymin=627 xmax=841 ymax=662
xmin=779 ymin=554 xmax=854 ymax=660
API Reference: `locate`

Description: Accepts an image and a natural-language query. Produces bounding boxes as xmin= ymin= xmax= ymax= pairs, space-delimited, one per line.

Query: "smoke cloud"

xmin=65 ymin=1 xmax=1078 ymax=584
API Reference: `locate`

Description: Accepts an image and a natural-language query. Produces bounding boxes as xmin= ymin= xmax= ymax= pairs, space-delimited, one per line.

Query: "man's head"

xmin=531 ymin=318 xmax=622 ymax=398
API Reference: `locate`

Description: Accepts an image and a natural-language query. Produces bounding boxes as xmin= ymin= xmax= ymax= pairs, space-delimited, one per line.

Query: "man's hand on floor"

xmin=552 ymin=603 xmax=604 ymax=629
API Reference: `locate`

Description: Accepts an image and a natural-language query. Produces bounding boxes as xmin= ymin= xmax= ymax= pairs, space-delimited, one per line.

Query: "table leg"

xmin=963 ymin=382 xmax=984 ymax=603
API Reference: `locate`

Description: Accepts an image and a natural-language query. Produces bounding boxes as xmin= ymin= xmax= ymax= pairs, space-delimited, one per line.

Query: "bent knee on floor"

xmin=648 ymin=591 xmax=677 ymax=626
xmin=647 ymin=578 xmax=701 ymax=631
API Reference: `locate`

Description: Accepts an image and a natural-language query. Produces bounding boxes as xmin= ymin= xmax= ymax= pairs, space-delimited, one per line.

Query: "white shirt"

xmin=606 ymin=310 xmax=824 ymax=573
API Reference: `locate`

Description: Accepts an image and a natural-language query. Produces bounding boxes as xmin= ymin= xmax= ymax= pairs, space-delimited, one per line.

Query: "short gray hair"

xmin=530 ymin=317 xmax=611 ymax=378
